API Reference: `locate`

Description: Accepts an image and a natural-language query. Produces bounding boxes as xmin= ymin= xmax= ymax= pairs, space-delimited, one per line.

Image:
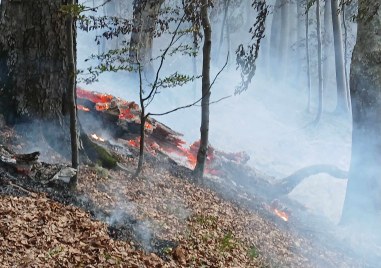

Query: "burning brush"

xmin=270 ymin=199 xmax=290 ymax=222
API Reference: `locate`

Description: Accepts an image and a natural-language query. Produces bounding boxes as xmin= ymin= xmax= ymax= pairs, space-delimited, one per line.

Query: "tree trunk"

xmin=278 ymin=0 xmax=290 ymax=79
xmin=314 ymin=0 xmax=323 ymax=123
xmin=269 ymin=0 xmax=282 ymax=77
xmin=331 ymin=0 xmax=349 ymax=114
xmin=306 ymin=2 xmax=312 ymax=112
xmin=341 ymin=0 xmax=381 ymax=230
xmin=323 ymin=0 xmax=332 ymax=97
xmin=129 ymin=0 xmax=165 ymax=78
xmin=194 ymin=0 xmax=211 ymax=179
xmin=135 ymin=62 xmax=145 ymax=177
xmin=342 ymin=3 xmax=351 ymax=109
xmin=67 ymin=0 xmax=79 ymax=187
xmin=295 ymin=0 xmax=305 ymax=85
xmin=0 ymin=0 xmax=72 ymax=157
xmin=217 ymin=0 xmax=230 ymax=59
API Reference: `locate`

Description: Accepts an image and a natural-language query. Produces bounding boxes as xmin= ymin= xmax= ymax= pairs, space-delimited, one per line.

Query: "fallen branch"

xmin=275 ymin=164 xmax=348 ymax=195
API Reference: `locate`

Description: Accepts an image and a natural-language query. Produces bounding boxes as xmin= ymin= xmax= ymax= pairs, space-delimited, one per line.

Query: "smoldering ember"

xmin=0 ymin=0 xmax=381 ymax=267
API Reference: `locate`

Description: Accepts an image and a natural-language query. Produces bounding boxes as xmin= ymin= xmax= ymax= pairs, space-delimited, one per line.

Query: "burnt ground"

xmin=0 ymin=123 xmax=378 ymax=267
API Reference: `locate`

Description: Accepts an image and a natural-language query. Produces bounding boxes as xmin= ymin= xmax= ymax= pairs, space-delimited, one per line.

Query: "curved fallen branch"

xmin=275 ymin=164 xmax=348 ymax=195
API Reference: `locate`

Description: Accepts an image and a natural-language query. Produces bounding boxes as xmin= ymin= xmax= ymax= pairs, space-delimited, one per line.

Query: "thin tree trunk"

xmin=323 ymin=0 xmax=332 ymax=96
xmin=269 ymin=0 xmax=282 ymax=78
xmin=67 ymin=0 xmax=79 ymax=187
xmin=194 ymin=0 xmax=211 ymax=179
xmin=135 ymin=61 xmax=145 ymax=177
xmin=306 ymin=3 xmax=312 ymax=112
xmin=278 ymin=0 xmax=290 ymax=79
xmin=331 ymin=0 xmax=349 ymax=114
xmin=342 ymin=1 xmax=351 ymax=110
xmin=295 ymin=0 xmax=305 ymax=84
xmin=217 ymin=0 xmax=230 ymax=58
xmin=192 ymin=30 xmax=198 ymax=100
xmin=130 ymin=0 xmax=164 ymax=78
xmin=314 ymin=0 xmax=323 ymax=123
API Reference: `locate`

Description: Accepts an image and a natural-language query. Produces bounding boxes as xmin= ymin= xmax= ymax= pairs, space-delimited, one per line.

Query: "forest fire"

xmin=91 ymin=134 xmax=105 ymax=142
xmin=76 ymin=87 xmax=250 ymax=174
xmin=273 ymin=209 xmax=289 ymax=222
xmin=77 ymin=104 xmax=90 ymax=112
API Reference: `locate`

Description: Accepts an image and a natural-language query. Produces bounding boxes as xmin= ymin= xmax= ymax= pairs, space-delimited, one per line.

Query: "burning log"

xmin=80 ymin=130 xmax=118 ymax=169
xmin=76 ymin=87 xmax=248 ymax=173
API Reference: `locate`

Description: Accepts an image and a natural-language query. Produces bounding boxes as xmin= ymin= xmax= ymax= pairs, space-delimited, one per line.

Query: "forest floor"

xmin=0 ymin=120 xmax=373 ymax=268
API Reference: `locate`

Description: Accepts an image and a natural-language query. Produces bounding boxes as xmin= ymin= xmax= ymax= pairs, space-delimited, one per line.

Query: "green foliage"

xmin=60 ymin=4 xmax=86 ymax=18
xmin=47 ymin=246 xmax=64 ymax=258
xmin=306 ymin=0 xmax=317 ymax=13
xmin=248 ymin=245 xmax=259 ymax=259
xmin=219 ymin=231 xmax=235 ymax=252
xmin=194 ymin=214 xmax=218 ymax=228
xmin=156 ymin=72 xmax=198 ymax=89
xmin=95 ymin=164 xmax=109 ymax=178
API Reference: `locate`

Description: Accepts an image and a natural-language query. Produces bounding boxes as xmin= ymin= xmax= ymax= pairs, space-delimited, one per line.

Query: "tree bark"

xmin=323 ymin=0 xmax=332 ymax=97
xmin=314 ymin=0 xmax=323 ymax=123
xmin=194 ymin=0 xmax=211 ymax=179
xmin=278 ymin=0 xmax=290 ymax=79
xmin=129 ymin=0 xmax=165 ymax=78
xmin=306 ymin=2 xmax=312 ymax=112
xmin=295 ymin=0 xmax=305 ymax=84
xmin=341 ymin=0 xmax=381 ymax=229
xmin=269 ymin=0 xmax=282 ymax=77
xmin=0 ymin=0 xmax=70 ymax=120
xmin=331 ymin=0 xmax=349 ymax=114
xmin=0 ymin=0 xmax=72 ymax=157
xmin=67 ymin=0 xmax=79 ymax=186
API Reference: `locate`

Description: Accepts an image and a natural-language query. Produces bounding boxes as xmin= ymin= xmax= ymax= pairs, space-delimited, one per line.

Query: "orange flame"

xmin=91 ymin=134 xmax=105 ymax=142
xmin=128 ymin=138 xmax=140 ymax=148
xmin=77 ymin=104 xmax=90 ymax=112
xmin=273 ymin=209 xmax=289 ymax=222
xmin=95 ymin=103 xmax=110 ymax=111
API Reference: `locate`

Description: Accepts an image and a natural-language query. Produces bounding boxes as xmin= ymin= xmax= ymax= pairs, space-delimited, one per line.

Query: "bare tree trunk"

xmin=295 ymin=0 xmax=305 ymax=84
xmin=278 ymin=0 xmax=290 ymax=79
xmin=306 ymin=2 xmax=312 ymax=112
xmin=314 ymin=0 xmax=323 ymax=123
xmin=194 ymin=0 xmax=211 ymax=179
xmin=130 ymin=0 xmax=165 ymax=78
xmin=331 ymin=0 xmax=349 ymax=114
xmin=341 ymin=0 xmax=381 ymax=230
xmin=192 ymin=30 xmax=198 ymax=100
xmin=135 ymin=61 xmax=145 ymax=177
xmin=67 ymin=0 xmax=79 ymax=187
xmin=269 ymin=0 xmax=282 ymax=78
xmin=342 ymin=3 xmax=351 ymax=109
xmin=217 ymin=0 xmax=230 ymax=58
xmin=323 ymin=0 xmax=332 ymax=96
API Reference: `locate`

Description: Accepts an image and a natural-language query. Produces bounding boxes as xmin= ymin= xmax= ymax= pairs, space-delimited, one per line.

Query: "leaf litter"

xmin=0 ymin=124 xmax=365 ymax=267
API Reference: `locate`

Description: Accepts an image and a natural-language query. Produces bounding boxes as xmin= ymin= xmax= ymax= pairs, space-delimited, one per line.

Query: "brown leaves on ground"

xmin=0 ymin=194 xmax=166 ymax=267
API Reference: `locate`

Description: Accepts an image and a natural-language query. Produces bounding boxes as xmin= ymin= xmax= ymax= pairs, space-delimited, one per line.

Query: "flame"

xmin=77 ymin=88 xmax=113 ymax=103
xmin=273 ymin=208 xmax=289 ymax=222
xmin=77 ymin=104 xmax=90 ymax=112
xmin=128 ymin=138 xmax=140 ymax=148
xmin=95 ymin=103 xmax=110 ymax=111
xmin=91 ymin=134 xmax=105 ymax=142
xmin=145 ymin=122 xmax=153 ymax=131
